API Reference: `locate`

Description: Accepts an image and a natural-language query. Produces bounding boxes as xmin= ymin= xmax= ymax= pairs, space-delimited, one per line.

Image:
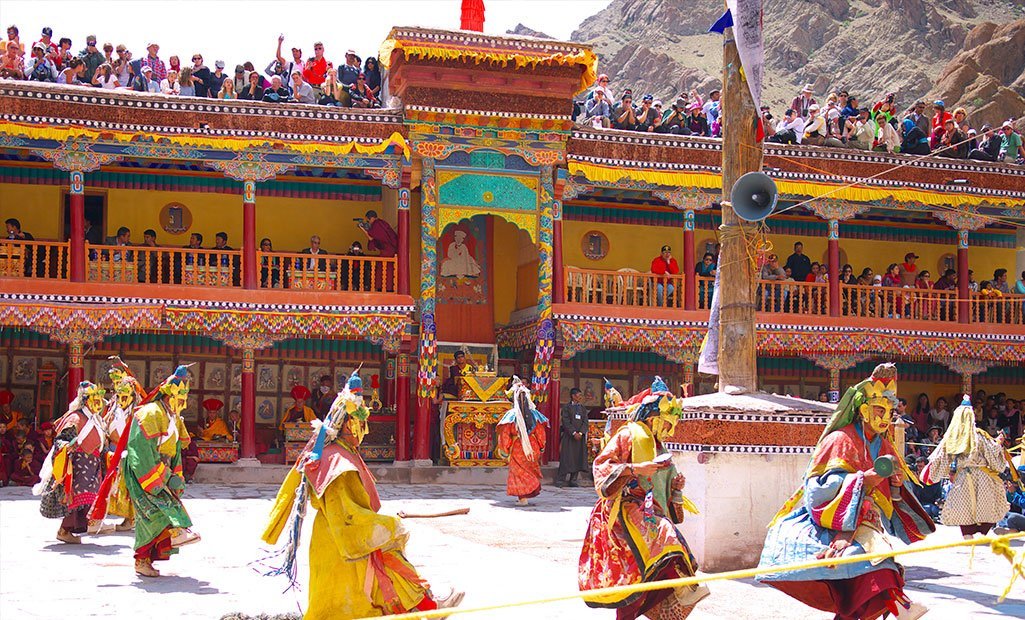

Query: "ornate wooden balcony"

xmin=0 ymin=240 xmax=69 ymax=280
xmin=257 ymin=252 xmax=397 ymax=293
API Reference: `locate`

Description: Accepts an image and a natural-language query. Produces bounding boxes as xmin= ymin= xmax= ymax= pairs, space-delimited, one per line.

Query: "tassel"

xmin=257 ymin=478 xmax=309 ymax=592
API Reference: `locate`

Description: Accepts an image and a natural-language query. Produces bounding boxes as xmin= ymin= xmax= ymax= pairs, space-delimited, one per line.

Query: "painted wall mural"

xmin=437 ymin=217 xmax=488 ymax=305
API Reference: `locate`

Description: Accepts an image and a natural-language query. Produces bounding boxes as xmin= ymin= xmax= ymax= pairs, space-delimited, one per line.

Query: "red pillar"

xmin=69 ymin=170 xmax=86 ymax=282
xmin=413 ymin=398 xmax=431 ymax=461
xmin=827 ymin=219 xmax=840 ymax=317
xmin=242 ymin=180 xmax=258 ymax=289
xmin=395 ymin=352 xmax=411 ymax=461
xmin=957 ymin=230 xmax=970 ymax=323
xmin=240 ymin=347 xmax=257 ymax=458
xmin=67 ymin=340 xmax=84 ymax=404
xmin=683 ymin=210 xmax=696 ymax=310
xmin=397 ymin=189 xmax=410 ymax=296
xmin=553 ymin=219 xmax=565 ymax=304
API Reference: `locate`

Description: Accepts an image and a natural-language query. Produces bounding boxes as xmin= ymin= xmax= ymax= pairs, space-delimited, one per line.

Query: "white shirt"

xmin=96 ymin=74 xmax=120 ymax=89
xmin=160 ymin=78 xmax=180 ymax=95
xmin=778 ymin=116 xmax=806 ymax=143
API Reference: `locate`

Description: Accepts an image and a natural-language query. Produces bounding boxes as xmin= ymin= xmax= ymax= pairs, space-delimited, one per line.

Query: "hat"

xmin=0 ymin=389 xmax=12 ymax=405
xmin=202 ymin=398 xmax=224 ymax=412
xmin=933 ymin=100 xmax=944 ymax=107
xmin=653 ymin=99 xmax=662 ymax=107
xmin=642 ymin=94 xmax=653 ymax=101
xmin=688 ymin=102 xmax=701 ymax=111
xmin=140 ymin=65 xmax=152 ymax=73
xmin=291 ymin=385 xmax=311 ymax=401
xmin=709 ymin=88 xmax=721 ymax=95
xmin=873 ymin=274 xmax=883 ymax=282
xmin=905 ymin=252 xmax=919 ymax=260
xmin=39 ymin=421 xmax=53 ymax=430
xmin=147 ymin=42 xmax=159 ymax=48
xmin=661 ymin=245 xmax=671 ymax=252
xmin=622 ymin=92 xmax=632 ymax=100
xmin=809 ymin=103 xmax=820 ymax=111
xmin=597 ymin=73 xmax=609 ymax=82
xmin=1002 ymin=121 xmax=1014 ymax=129
xmin=214 ymin=60 xmax=225 ymax=69
xmin=801 ymin=84 xmax=813 ymax=93
xmin=981 ymin=123 xmax=992 ymax=131
xmin=234 ymin=64 xmax=244 ymax=73
xmin=32 ymin=42 xmax=45 ymax=52
xmin=116 ymin=44 xmax=126 ymax=52
xmin=346 ymin=49 xmax=356 ymax=56
xmin=968 ymin=128 xmax=977 ymax=135
xmin=358 ymin=72 xmax=365 ymax=78
xmin=41 ymin=27 xmax=52 ymax=36
xmin=291 ymin=47 xmax=301 ymax=52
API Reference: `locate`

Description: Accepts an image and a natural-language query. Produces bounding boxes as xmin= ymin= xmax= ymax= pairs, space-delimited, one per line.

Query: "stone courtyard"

xmin=0 ymin=482 xmax=1022 ymax=619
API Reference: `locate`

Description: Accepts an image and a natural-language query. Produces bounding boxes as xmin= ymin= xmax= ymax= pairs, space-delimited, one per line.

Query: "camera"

xmin=353 ymin=217 xmax=369 ymax=230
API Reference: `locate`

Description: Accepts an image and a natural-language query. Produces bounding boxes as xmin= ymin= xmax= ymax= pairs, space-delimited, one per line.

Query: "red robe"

xmin=497 ymin=420 xmax=546 ymax=499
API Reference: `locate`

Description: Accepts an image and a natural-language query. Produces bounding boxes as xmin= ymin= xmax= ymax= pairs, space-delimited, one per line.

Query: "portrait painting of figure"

xmin=440 ymin=228 xmax=481 ymax=280
xmin=437 ymin=218 xmax=488 ymax=305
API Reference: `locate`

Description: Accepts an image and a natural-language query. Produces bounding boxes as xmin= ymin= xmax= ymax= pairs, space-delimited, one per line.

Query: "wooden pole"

xmin=717 ymin=27 xmax=761 ymax=393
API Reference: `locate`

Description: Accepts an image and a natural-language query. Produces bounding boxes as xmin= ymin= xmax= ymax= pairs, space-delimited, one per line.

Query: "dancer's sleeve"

xmin=318 ymin=471 xmax=406 ymax=560
xmin=592 ymin=429 xmax=632 ymax=500
xmin=805 ymin=469 xmax=867 ymax=532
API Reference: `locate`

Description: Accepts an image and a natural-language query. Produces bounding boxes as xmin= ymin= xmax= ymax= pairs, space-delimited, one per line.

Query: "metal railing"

xmin=0 ymin=239 xmax=69 ymax=279
xmin=259 ymin=251 xmax=397 ymax=292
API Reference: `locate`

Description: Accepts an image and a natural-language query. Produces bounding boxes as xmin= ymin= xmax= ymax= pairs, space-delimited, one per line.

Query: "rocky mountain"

xmin=561 ymin=0 xmax=1024 ymax=128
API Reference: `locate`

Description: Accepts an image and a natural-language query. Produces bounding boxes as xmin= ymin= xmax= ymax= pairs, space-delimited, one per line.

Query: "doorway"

xmin=63 ymin=193 xmax=106 ymax=244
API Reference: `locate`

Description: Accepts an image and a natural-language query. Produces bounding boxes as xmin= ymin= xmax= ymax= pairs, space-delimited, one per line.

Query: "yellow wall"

xmin=492 ymin=218 xmax=537 ymax=325
xmin=563 ymin=220 xmax=684 ymax=272
xmin=0 ymin=183 xmax=63 ymax=239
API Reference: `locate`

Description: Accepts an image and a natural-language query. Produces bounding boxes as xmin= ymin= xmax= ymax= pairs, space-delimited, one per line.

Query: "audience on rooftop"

xmin=575 ymin=75 xmax=1025 ymax=165
xmin=0 ymin=24 xmax=386 ymax=108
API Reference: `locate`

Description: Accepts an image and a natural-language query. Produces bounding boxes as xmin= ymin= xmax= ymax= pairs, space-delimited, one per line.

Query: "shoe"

xmin=433 ymin=587 xmax=465 ymax=620
xmin=568 ymin=479 xmax=580 ymax=488
xmin=56 ymin=528 xmax=82 ymax=544
xmin=895 ymin=601 xmax=928 ymax=620
xmin=517 ymin=498 xmax=529 ymax=506
xmin=87 ymin=520 xmax=115 ymax=535
xmin=170 ymin=528 xmax=201 ymax=548
xmin=554 ymin=479 xmax=565 ymax=487
xmin=115 ymin=518 xmax=134 ymax=532
xmin=993 ymin=526 xmax=1013 ymax=536
xmin=135 ymin=558 xmax=160 ymax=578
xmin=675 ymin=584 xmax=710 ymax=608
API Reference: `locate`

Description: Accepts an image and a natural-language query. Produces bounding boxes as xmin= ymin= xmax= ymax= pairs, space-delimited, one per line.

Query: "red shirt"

xmin=650 ymin=256 xmax=680 ymax=275
xmin=931 ymin=111 xmax=952 ymax=134
xmin=302 ymin=56 xmax=327 ymax=86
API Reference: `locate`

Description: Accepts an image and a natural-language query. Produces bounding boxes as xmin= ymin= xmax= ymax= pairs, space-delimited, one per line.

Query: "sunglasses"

xmin=192 ymin=57 xmax=201 ymax=61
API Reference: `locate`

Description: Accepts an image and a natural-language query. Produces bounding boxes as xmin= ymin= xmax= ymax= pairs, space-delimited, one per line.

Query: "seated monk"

xmin=280 ymin=385 xmax=317 ymax=429
xmin=200 ymin=398 xmax=230 ymax=441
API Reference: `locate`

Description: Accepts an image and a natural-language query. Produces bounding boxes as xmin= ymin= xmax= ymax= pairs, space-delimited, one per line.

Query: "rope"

xmin=365 ymin=532 xmax=1025 ymax=620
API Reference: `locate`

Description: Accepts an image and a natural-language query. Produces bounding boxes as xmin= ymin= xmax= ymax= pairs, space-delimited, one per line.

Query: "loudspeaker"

xmin=730 ymin=172 xmax=779 ymax=222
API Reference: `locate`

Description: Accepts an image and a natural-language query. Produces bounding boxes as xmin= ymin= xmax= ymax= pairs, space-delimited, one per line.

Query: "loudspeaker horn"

xmin=729 ymin=172 xmax=779 ymax=222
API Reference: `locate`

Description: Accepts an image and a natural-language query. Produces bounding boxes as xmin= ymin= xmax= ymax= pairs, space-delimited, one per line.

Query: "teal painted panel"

xmin=438 ymin=172 xmax=538 ymax=212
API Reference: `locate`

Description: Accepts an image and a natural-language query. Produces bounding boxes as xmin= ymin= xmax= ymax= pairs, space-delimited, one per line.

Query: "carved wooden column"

xmin=806 ymin=199 xmax=868 ymax=318
xmin=217 ymin=332 xmax=287 ymax=464
xmin=552 ymin=170 xmax=566 ymax=304
xmin=545 ymin=355 xmax=562 ymax=464
xmin=937 ymin=357 xmax=989 ymax=399
xmin=397 ymin=171 xmax=411 ymax=296
xmin=932 ymin=206 xmax=987 ymax=325
xmin=395 ymin=348 xmax=412 ymax=462
xmin=531 ymin=165 xmax=556 ymax=406
xmin=808 ymin=353 xmax=871 ymax=403
xmin=33 ymin=144 xmax=119 ymax=283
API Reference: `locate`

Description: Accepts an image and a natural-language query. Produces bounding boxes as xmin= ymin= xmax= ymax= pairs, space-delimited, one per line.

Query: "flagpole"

xmin=716 ymin=25 xmax=762 ymax=393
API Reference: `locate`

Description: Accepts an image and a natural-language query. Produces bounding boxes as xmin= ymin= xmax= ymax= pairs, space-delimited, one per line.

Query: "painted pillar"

xmin=682 ymin=362 xmax=695 ymax=398
xmin=395 ymin=352 xmax=411 ymax=461
xmin=827 ymin=219 xmax=840 ymax=317
xmin=957 ymin=230 xmax=970 ymax=324
xmin=545 ymin=357 xmax=562 ymax=464
xmin=67 ymin=340 xmax=85 ymax=403
xmin=828 ymin=368 xmax=841 ymax=403
xmin=961 ymin=372 xmax=972 ymax=396
xmin=397 ymin=186 xmax=411 ymax=296
xmin=531 ymin=165 xmax=556 ymax=406
xmin=684 ymin=209 xmax=696 ymax=310
xmin=69 ymin=170 xmax=86 ymax=282
xmin=553 ymin=172 xmax=566 ymax=305
xmin=414 ymin=158 xmax=438 ymax=463
xmin=240 ymin=347 xmax=257 ymax=459
xmin=242 ymin=180 xmax=258 ymax=289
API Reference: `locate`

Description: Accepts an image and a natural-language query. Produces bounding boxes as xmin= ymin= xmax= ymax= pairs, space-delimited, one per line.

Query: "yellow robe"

xmin=264 ymin=446 xmax=429 ymax=618
xmin=200 ymin=418 xmax=231 ymax=441
xmin=278 ymin=405 xmax=317 ymax=430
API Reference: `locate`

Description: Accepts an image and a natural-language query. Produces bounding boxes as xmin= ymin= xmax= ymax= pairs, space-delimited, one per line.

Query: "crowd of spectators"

xmin=1 ymin=24 xmax=385 ymax=108
xmin=0 ymin=390 xmax=52 ymax=487
xmin=576 ymin=75 xmax=1025 ymax=166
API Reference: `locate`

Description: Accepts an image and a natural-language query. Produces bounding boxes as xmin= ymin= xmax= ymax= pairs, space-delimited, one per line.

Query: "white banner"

xmin=726 ymin=0 xmax=765 ymax=111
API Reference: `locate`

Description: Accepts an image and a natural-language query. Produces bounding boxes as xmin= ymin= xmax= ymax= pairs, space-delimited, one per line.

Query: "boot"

xmin=87 ymin=520 xmax=114 ymax=535
xmin=568 ymin=473 xmax=580 ymax=488
xmin=433 ymin=587 xmax=465 ymax=620
xmin=115 ymin=518 xmax=134 ymax=532
xmin=135 ymin=558 xmax=160 ymax=578
xmin=56 ymin=528 xmax=82 ymax=544
xmin=517 ymin=498 xmax=529 ymax=506
xmin=555 ymin=475 xmax=566 ymax=488
xmin=170 ymin=528 xmax=201 ymax=548
xmin=895 ymin=601 xmax=928 ymax=620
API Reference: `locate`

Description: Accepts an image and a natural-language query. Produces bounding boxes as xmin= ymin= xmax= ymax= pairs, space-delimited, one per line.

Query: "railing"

xmin=971 ymin=293 xmax=1025 ymax=325
xmin=565 ymin=267 xmax=685 ymax=308
xmin=86 ymin=244 xmax=243 ymax=287
xmin=840 ymin=285 xmax=959 ymax=322
xmin=757 ymin=279 xmax=829 ymax=315
xmin=259 ymin=251 xmax=397 ymax=292
xmin=0 ymin=240 xmax=70 ymax=280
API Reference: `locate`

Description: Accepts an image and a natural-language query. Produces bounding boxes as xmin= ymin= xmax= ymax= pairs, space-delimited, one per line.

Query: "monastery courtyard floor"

xmin=0 ymin=482 xmax=1022 ymax=619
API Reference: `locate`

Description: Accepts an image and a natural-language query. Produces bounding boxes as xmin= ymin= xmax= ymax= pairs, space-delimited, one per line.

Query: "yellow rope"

xmin=365 ymin=533 xmax=1025 ymax=620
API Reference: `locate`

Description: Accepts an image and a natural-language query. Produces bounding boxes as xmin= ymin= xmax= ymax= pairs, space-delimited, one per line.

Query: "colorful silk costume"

xmin=122 ymin=366 xmax=195 ymax=575
xmin=757 ymin=364 xmax=934 ymax=620
xmin=39 ymin=382 xmax=108 ymax=540
xmin=579 ymin=378 xmax=704 ymax=620
xmin=926 ymin=396 xmax=1010 ymax=536
xmin=102 ymin=372 xmax=144 ymax=522
xmin=263 ymin=371 xmax=461 ymax=619
xmin=496 ymin=378 xmax=548 ymax=501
